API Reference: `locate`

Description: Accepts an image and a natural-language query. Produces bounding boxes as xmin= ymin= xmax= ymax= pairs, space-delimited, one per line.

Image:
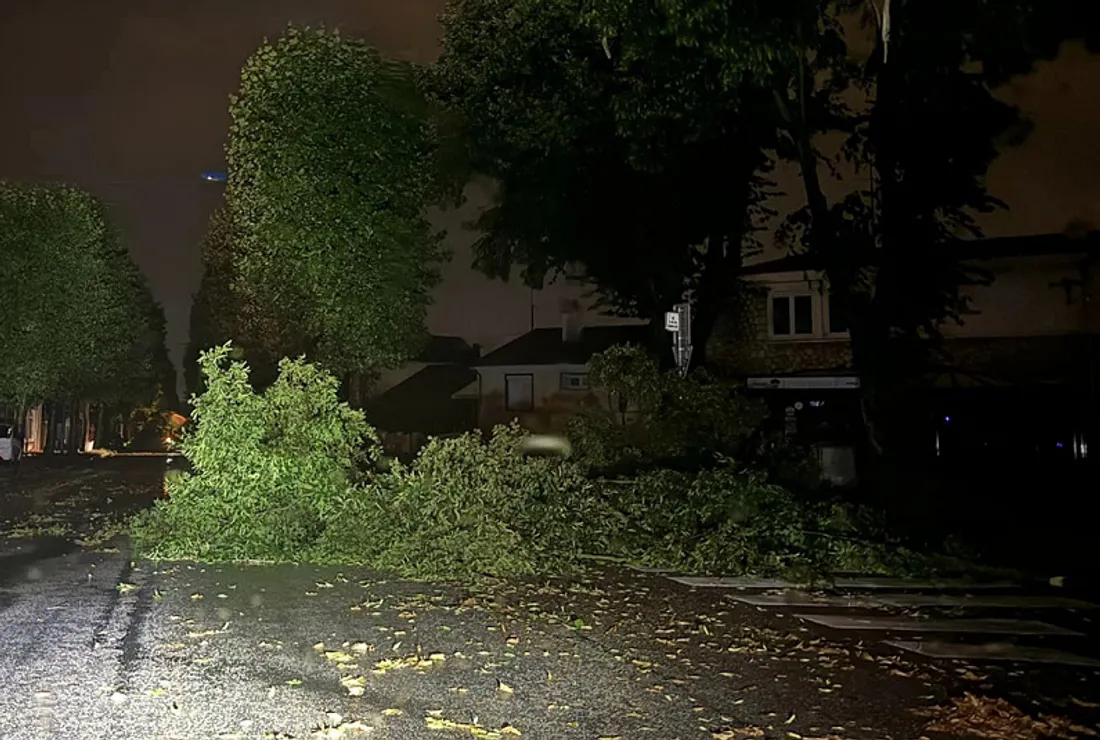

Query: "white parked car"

xmin=0 ymin=423 xmax=23 ymax=462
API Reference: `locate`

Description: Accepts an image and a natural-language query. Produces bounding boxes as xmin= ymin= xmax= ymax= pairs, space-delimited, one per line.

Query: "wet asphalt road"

xmin=3 ymin=458 xmax=1100 ymax=739
xmin=1 ymin=541 xmax=930 ymax=740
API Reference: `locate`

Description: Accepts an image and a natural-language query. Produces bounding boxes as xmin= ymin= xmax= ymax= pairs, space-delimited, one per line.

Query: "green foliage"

xmin=608 ymin=464 xmax=815 ymax=575
xmin=185 ymin=208 xmax=242 ymax=398
xmin=134 ymin=349 xmax=925 ymax=582
xmin=312 ymin=423 xmax=612 ymax=580
xmin=0 ymin=181 xmax=169 ymax=410
xmin=131 ymin=344 xmax=377 ymax=561
xmin=184 ymin=207 xmax=294 ymax=397
xmin=226 ymin=26 xmax=448 ymax=374
xmin=608 ymin=461 xmax=925 ymax=578
xmin=568 ymin=345 xmax=769 ymax=472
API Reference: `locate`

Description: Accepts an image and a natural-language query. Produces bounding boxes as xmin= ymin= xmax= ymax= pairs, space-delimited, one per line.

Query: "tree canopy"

xmin=0 ymin=181 xmax=170 ymax=410
xmin=431 ymin=0 xmax=783 ymax=359
xmin=483 ymin=0 xmax=1088 ymax=453
xmin=226 ymin=26 xmax=449 ymax=375
xmin=185 ymin=206 xmax=306 ymax=398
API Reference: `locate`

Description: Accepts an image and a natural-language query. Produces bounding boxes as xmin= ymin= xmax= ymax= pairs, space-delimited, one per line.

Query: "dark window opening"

xmin=505 ymin=373 xmax=534 ymax=412
xmin=771 ymin=296 xmax=792 ymax=335
xmin=772 ymin=294 xmax=815 ymax=336
xmin=793 ymin=295 xmax=813 ymax=334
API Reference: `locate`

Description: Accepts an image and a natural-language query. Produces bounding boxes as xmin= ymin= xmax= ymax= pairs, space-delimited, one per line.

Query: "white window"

xmin=770 ymin=293 xmax=815 ymax=337
xmin=768 ymin=288 xmax=850 ymax=341
xmin=560 ymin=372 xmax=589 ymax=391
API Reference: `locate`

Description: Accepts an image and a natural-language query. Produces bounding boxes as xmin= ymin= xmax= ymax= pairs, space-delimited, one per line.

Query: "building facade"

xmin=708 ymin=232 xmax=1099 ymax=465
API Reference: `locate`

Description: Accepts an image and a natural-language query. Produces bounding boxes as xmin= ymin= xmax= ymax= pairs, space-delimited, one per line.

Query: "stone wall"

xmin=709 ymin=284 xmax=1093 ymax=386
xmin=708 ymin=286 xmax=852 ymax=377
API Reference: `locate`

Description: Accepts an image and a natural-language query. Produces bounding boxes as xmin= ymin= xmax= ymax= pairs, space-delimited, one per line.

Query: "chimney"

xmin=560 ymin=299 xmax=583 ymax=343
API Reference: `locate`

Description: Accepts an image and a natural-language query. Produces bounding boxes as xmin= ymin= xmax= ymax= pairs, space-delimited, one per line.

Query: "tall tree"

xmin=185 ymin=206 xmax=297 ymax=398
xmin=585 ymin=0 xmax=1092 ymax=455
xmin=0 ymin=181 xmax=170 ymax=435
xmin=226 ymin=26 xmax=449 ymax=375
xmin=186 ymin=207 xmax=243 ymax=399
xmin=431 ymin=0 xmax=782 ymax=363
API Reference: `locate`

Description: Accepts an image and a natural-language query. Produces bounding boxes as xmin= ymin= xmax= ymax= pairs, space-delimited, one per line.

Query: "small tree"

xmin=132 ymin=343 xmax=377 ymax=561
xmin=568 ymin=344 xmax=769 ymax=472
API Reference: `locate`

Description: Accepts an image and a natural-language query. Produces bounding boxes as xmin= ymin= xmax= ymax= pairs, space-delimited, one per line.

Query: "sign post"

xmin=664 ymin=302 xmax=693 ymax=377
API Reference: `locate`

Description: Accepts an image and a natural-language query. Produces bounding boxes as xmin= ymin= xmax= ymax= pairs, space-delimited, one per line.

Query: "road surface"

xmin=3 ymin=458 xmax=1099 ymax=739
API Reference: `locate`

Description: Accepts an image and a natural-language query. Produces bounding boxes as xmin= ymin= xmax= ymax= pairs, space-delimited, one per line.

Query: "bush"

xmin=568 ymin=344 xmax=769 ymax=473
xmin=567 ymin=345 xmax=823 ymax=491
xmin=131 ymin=344 xmax=376 ymax=561
xmin=131 ymin=347 xmax=926 ymax=582
xmin=311 ymin=423 xmax=613 ymax=580
xmin=604 ymin=458 xmax=927 ymax=579
xmin=605 ymin=462 xmax=813 ymax=575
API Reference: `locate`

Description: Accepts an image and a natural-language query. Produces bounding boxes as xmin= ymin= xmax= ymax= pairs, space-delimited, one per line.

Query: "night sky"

xmin=2 ymin=2 xmax=1098 ymax=392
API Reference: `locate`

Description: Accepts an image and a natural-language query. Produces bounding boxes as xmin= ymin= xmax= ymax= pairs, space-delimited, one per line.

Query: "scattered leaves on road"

xmin=916 ymin=692 xmax=1100 ymax=740
xmin=424 ymin=712 xmax=521 ymax=737
xmin=340 ymin=674 xmax=366 ymax=696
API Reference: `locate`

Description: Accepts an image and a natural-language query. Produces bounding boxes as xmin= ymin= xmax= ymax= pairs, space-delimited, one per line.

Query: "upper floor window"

xmin=768 ymin=288 xmax=849 ymax=341
xmin=771 ymin=294 xmax=814 ymax=337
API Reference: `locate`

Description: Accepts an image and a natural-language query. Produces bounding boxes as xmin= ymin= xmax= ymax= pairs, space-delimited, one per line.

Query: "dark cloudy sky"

xmin=2 ymin=2 xmax=1098 ymax=390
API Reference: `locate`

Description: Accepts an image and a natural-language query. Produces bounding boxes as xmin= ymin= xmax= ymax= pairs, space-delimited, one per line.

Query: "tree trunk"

xmin=15 ymin=401 xmax=27 ymax=438
xmin=41 ymin=403 xmax=53 ymax=454
xmin=780 ymin=43 xmax=889 ymax=468
xmin=65 ymin=401 xmax=79 ymax=454
xmin=94 ymin=404 xmax=106 ymax=448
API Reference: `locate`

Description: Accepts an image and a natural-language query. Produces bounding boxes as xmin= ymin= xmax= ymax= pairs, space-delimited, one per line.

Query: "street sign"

xmin=668 ymin=302 xmax=692 ymax=377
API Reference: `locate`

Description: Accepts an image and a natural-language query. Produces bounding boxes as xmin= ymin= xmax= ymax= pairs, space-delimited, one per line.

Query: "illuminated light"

xmin=518 ymin=435 xmax=572 ymax=458
xmin=943 ymin=416 xmax=951 ymax=423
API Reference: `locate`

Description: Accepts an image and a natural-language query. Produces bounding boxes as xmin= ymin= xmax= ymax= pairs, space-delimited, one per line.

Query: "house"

xmin=709 ymin=231 xmax=1100 ymax=465
xmin=461 ymin=316 xmax=653 ymax=433
xmin=359 ymin=335 xmax=481 ymax=455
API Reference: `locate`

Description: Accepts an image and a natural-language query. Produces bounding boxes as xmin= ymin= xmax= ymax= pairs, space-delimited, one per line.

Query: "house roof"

xmin=742 ymin=231 xmax=1100 ymax=276
xmin=475 ymin=324 xmax=654 ymax=367
xmin=363 ymin=363 xmax=478 ymax=434
xmin=416 ymin=334 xmax=480 ymax=363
